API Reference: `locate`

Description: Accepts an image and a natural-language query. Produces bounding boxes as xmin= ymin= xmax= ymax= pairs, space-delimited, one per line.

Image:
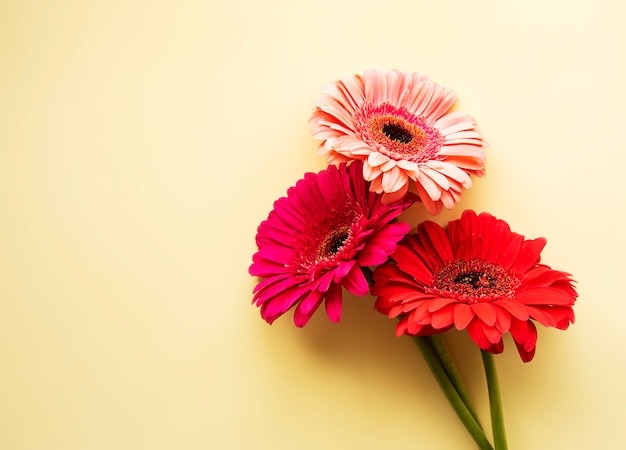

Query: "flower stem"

xmin=427 ymin=335 xmax=484 ymax=431
xmin=413 ymin=336 xmax=494 ymax=450
xmin=481 ymin=351 xmax=508 ymax=450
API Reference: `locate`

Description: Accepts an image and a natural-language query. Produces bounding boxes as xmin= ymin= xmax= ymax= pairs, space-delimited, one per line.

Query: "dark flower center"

xmin=355 ymin=103 xmax=444 ymax=163
xmin=318 ymin=227 xmax=351 ymax=259
xmin=432 ymin=259 xmax=519 ymax=303
xmin=454 ymin=271 xmax=497 ymax=289
xmin=296 ymin=204 xmax=362 ymax=273
xmin=382 ymin=123 xmax=413 ymax=144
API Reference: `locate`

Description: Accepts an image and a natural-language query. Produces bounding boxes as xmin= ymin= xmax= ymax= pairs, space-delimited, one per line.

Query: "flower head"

xmin=250 ymin=161 xmax=416 ymax=327
xmin=372 ymin=210 xmax=577 ymax=362
xmin=309 ymin=69 xmax=486 ymax=215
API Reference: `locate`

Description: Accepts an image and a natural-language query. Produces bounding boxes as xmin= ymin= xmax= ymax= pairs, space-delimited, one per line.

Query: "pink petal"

xmin=368 ymin=151 xmax=390 ymax=167
xmin=438 ymin=144 xmax=486 ymax=159
xmin=425 ymin=160 xmax=473 ymax=187
xmin=363 ymin=161 xmax=383 ymax=182
xmin=414 ymin=182 xmax=443 ymax=215
xmin=396 ymin=159 xmax=419 ymax=172
xmin=422 ymin=85 xmax=457 ymax=121
xmin=434 ymin=111 xmax=476 ymax=135
xmin=381 ymin=183 xmax=408 ymax=203
xmin=420 ymin=165 xmax=451 ymax=190
xmin=382 ymin=166 xmax=408 ymax=193
xmin=416 ymin=170 xmax=443 ymax=201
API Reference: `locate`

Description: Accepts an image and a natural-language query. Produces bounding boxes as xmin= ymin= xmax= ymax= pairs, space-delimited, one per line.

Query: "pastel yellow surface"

xmin=1 ymin=1 xmax=625 ymax=448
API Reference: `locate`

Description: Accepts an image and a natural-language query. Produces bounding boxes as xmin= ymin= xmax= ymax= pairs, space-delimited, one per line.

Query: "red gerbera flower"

xmin=250 ymin=161 xmax=416 ymax=327
xmin=372 ymin=210 xmax=577 ymax=362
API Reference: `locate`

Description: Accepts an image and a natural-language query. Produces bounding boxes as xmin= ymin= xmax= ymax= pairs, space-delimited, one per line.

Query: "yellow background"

xmin=1 ymin=0 xmax=625 ymax=448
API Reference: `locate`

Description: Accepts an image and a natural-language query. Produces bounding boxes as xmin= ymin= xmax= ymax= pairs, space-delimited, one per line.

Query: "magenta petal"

xmin=324 ymin=283 xmax=343 ymax=322
xmin=334 ymin=260 xmax=357 ymax=279
xmin=358 ymin=245 xmax=391 ymax=266
xmin=294 ymin=291 xmax=324 ymax=327
xmin=342 ymin=266 xmax=369 ymax=295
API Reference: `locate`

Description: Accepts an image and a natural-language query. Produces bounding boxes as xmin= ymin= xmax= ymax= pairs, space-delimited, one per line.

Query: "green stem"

xmin=413 ymin=337 xmax=494 ymax=450
xmin=481 ymin=351 xmax=508 ymax=450
xmin=427 ymin=335 xmax=484 ymax=431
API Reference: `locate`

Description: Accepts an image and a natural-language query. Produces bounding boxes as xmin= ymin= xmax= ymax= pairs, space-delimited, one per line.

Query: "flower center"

xmin=382 ymin=123 xmax=414 ymax=144
xmin=318 ymin=226 xmax=351 ymax=260
xmin=295 ymin=203 xmax=363 ymax=274
xmin=454 ymin=271 xmax=497 ymax=289
xmin=431 ymin=259 xmax=519 ymax=303
xmin=355 ymin=103 xmax=444 ymax=162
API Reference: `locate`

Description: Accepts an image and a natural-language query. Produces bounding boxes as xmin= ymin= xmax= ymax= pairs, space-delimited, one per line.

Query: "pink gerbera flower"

xmin=249 ymin=161 xmax=416 ymax=327
xmin=309 ymin=69 xmax=486 ymax=215
xmin=372 ymin=210 xmax=577 ymax=362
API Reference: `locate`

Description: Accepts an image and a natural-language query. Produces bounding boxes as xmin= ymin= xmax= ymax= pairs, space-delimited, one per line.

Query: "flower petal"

xmin=324 ymin=283 xmax=343 ymax=323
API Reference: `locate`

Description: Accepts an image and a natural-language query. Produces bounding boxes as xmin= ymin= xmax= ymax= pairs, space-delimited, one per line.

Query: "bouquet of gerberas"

xmin=249 ymin=69 xmax=578 ymax=449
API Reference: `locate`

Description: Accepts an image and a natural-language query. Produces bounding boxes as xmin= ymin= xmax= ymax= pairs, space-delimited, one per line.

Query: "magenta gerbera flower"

xmin=372 ymin=210 xmax=577 ymax=362
xmin=249 ymin=161 xmax=416 ymax=327
xmin=309 ymin=69 xmax=486 ymax=215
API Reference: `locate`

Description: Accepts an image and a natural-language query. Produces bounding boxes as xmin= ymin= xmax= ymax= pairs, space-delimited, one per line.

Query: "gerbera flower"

xmin=372 ymin=210 xmax=577 ymax=362
xmin=249 ymin=161 xmax=416 ymax=327
xmin=309 ymin=69 xmax=486 ymax=215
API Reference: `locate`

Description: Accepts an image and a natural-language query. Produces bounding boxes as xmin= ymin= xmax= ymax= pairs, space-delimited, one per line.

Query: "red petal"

xmin=466 ymin=319 xmax=491 ymax=350
xmin=496 ymin=299 xmax=530 ymax=321
xmin=510 ymin=319 xmax=538 ymax=362
xmin=487 ymin=340 xmax=504 ymax=355
xmin=427 ymin=297 xmax=457 ymax=312
xmin=420 ymin=220 xmax=454 ymax=263
xmin=516 ymin=287 xmax=577 ymax=306
xmin=496 ymin=233 xmax=523 ymax=269
xmin=453 ymin=303 xmax=475 ymax=330
xmin=431 ymin=304 xmax=455 ymax=329
xmin=471 ymin=302 xmax=497 ymax=326
xmin=391 ymin=241 xmax=434 ymax=285
xmin=510 ymin=238 xmax=546 ymax=273
xmin=493 ymin=305 xmax=512 ymax=333
xmin=482 ymin=324 xmax=503 ymax=344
